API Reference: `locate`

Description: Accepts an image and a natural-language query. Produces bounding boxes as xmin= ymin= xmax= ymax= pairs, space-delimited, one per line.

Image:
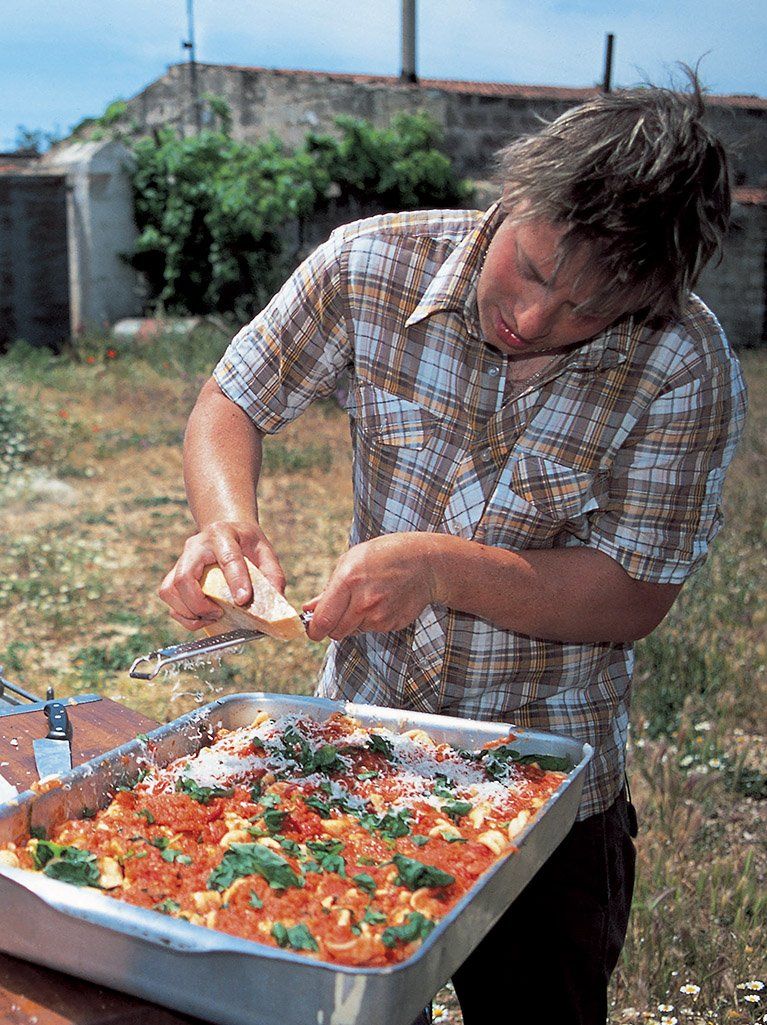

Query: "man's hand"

xmin=304 ymin=533 xmax=439 ymax=641
xmin=159 ymin=520 xmax=286 ymax=631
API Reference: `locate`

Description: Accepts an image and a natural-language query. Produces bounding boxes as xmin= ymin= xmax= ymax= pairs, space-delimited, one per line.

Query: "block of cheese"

xmin=200 ymin=558 xmax=305 ymax=641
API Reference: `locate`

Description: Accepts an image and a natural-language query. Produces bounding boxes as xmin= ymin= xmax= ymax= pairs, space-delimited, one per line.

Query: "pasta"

xmin=1 ymin=712 xmax=569 ymax=966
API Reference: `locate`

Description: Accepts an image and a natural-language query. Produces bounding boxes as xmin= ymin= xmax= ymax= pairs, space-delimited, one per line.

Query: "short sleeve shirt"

xmin=214 ymin=204 xmax=748 ymax=818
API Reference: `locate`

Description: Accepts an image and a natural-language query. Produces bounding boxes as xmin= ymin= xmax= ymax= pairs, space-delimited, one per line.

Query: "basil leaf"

xmin=161 ymin=847 xmax=191 ymax=865
xmin=138 ymin=808 xmax=155 ymax=823
xmin=306 ymin=839 xmax=345 ymax=876
xmin=271 ymin=922 xmax=319 ymax=952
xmin=154 ymin=898 xmax=181 ymax=914
xmin=482 ymin=744 xmax=571 ymax=778
xmin=381 ymin=911 xmax=435 ymax=948
xmin=411 ymin=834 xmax=430 ymax=847
xmin=352 ymin=872 xmax=377 ymax=896
xmin=392 ymin=854 xmax=455 ymax=891
xmin=176 ymin=776 xmax=234 ymax=804
xmin=208 ymin=843 xmax=304 ymax=892
xmin=249 ymin=890 xmax=263 ymax=909
xmin=33 ymin=841 xmax=100 ymax=888
xmin=366 ymin=733 xmax=394 ymax=759
xmin=441 ymin=800 xmax=473 ymax=821
xmin=363 ymin=906 xmax=388 ymax=925
xmin=360 ymin=809 xmax=411 ymax=840
xmin=263 ymin=809 xmax=288 ymax=833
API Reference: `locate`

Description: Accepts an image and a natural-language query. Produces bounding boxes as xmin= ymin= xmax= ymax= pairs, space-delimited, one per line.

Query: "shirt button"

xmin=480 ymin=447 xmax=494 ymax=463
xmin=487 ymin=365 xmax=500 ymax=377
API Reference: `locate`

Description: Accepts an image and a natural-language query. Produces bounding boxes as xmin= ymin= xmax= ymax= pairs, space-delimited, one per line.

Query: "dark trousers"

xmin=411 ymin=790 xmax=637 ymax=1025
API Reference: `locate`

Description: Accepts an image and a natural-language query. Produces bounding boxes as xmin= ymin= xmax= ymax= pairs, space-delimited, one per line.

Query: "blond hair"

xmin=494 ymin=68 xmax=731 ymax=324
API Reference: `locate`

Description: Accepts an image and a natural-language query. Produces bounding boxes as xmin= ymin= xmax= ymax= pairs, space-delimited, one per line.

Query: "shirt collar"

xmin=405 ymin=201 xmax=634 ymax=371
xmin=405 ymin=202 xmax=504 ymax=336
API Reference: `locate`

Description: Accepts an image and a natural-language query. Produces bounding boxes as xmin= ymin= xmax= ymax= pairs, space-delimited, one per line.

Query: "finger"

xmin=214 ymin=545 xmax=255 ymax=607
xmin=158 ymin=566 xmax=213 ymax=622
xmin=307 ymin=586 xmax=353 ymax=641
xmin=169 ymin=610 xmax=208 ymax=631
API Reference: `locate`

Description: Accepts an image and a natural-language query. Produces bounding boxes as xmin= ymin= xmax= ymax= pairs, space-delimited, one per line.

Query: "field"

xmin=1 ymin=333 xmax=765 ymax=1024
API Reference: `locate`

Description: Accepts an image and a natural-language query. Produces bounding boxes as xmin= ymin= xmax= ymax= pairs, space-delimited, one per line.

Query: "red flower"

xmin=58 ymin=409 xmax=69 ymax=420
xmin=86 ymin=355 xmax=96 ymax=364
xmin=106 ymin=348 xmax=117 ymax=359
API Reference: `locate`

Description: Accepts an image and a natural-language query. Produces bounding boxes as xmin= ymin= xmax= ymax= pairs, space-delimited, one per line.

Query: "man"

xmin=160 ymin=74 xmax=747 ymax=1024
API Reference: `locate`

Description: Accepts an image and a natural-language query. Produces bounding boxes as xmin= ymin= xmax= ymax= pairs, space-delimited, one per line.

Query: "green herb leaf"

xmin=208 ymin=843 xmax=305 ymax=892
xmin=161 ymin=847 xmax=192 ymax=865
xmin=411 ymin=834 xmax=430 ymax=847
xmin=138 ymin=808 xmax=155 ymax=823
xmin=391 ymin=854 xmax=455 ymax=891
xmin=263 ymin=809 xmax=288 ymax=833
xmin=249 ymin=890 xmax=263 ymax=909
xmin=352 ymin=872 xmax=377 ymax=896
xmin=360 ymin=808 xmax=412 ymax=840
xmin=366 ymin=733 xmax=394 ymax=759
xmin=363 ymin=906 xmax=388 ymax=925
xmin=33 ymin=840 xmax=100 ymax=888
xmin=271 ymin=921 xmax=319 ymax=952
xmin=154 ymin=898 xmax=181 ymax=914
xmin=441 ymin=800 xmax=473 ymax=821
xmin=176 ymin=776 xmax=234 ymax=804
xmin=381 ymin=911 xmax=435 ymax=948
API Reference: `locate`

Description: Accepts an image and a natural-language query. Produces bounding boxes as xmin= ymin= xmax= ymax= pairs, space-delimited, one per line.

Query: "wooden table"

xmin=0 ymin=697 xmax=207 ymax=1025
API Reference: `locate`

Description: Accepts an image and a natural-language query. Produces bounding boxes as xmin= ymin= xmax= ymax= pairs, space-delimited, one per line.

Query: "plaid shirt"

xmin=214 ymin=205 xmax=747 ymax=818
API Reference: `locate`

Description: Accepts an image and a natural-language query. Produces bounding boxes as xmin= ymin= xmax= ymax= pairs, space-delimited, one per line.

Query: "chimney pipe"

xmin=601 ymin=33 xmax=615 ymax=93
xmin=401 ymin=0 xmax=417 ymax=83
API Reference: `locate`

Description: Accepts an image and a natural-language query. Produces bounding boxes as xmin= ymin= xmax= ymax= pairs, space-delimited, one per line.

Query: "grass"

xmin=0 ymin=337 xmax=764 ymax=1024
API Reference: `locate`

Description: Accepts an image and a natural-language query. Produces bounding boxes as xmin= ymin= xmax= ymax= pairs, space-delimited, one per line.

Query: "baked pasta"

xmin=0 ymin=712 xmax=570 ymax=966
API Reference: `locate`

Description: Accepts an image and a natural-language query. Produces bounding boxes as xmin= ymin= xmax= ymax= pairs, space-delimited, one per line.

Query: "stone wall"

xmin=130 ymin=64 xmax=767 ymax=187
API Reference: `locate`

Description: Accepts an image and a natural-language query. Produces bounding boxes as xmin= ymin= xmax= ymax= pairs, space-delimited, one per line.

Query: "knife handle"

xmin=45 ymin=701 xmax=72 ymax=741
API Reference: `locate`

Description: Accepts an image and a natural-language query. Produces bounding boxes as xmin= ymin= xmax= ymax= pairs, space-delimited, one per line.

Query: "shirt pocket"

xmin=349 ymin=381 xmax=434 ymax=449
xmin=479 ymin=453 xmax=600 ymax=549
xmin=509 ymin=453 xmax=600 ymax=522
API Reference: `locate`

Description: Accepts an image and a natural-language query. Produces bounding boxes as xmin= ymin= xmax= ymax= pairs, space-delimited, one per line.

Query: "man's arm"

xmin=158 ymin=377 xmax=283 ymax=630
xmin=305 ymin=532 xmax=680 ymax=644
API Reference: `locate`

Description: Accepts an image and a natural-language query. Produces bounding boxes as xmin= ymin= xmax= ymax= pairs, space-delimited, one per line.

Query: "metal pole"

xmin=401 ymin=0 xmax=417 ymax=83
xmin=602 ymin=33 xmax=615 ymax=93
xmin=182 ymin=0 xmax=201 ymax=131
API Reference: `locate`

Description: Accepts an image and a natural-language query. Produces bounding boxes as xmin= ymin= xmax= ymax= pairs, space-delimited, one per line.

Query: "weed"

xmin=262 ymin=441 xmax=333 ymax=474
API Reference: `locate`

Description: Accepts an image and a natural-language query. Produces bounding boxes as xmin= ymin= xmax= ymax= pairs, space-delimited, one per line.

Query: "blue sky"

xmin=2 ymin=0 xmax=765 ymax=150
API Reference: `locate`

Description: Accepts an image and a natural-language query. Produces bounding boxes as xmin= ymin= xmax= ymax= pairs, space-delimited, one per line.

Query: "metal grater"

xmin=128 ymin=612 xmax=312 ymax=680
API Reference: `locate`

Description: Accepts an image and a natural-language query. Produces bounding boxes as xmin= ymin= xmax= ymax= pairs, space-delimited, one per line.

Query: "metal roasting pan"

xmin=0 ymin=692 xmax=592 ymax=1025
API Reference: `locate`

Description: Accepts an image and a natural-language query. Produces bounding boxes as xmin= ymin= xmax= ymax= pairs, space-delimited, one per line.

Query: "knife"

xmin=32 ymin=700 xmax=73 ymax=778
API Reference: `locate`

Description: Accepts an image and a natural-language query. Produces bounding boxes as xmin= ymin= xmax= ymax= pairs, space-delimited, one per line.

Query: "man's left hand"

xmin=304 ymin=533 xmax=438 ymax=641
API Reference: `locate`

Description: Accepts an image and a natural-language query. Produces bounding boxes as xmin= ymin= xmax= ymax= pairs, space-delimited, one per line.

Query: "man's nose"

xmin=514 ymin=299 xmax=555 ymax=341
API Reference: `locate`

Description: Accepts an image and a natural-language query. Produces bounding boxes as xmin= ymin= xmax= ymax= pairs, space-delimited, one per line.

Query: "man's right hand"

xmin=158 ymin=520 xmax=286 ymax=631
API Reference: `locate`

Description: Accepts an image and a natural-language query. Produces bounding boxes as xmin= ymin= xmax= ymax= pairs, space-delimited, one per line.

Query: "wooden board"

xmin=0 ymin=698 xmax=206 ymax=1025
xmin=0 ymin=697 xmax=157 ymax=791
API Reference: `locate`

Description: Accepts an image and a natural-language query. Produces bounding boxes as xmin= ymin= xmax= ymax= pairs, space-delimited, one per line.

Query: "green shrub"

xmin=125 ymin=103 xmax=473 ymax=319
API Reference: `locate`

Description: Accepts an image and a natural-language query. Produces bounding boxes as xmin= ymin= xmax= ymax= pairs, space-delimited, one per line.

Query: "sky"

xmin=1 ymin=0 xmax=765 ymax=151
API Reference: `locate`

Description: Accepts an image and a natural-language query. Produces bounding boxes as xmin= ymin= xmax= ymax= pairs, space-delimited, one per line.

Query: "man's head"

xmin=493 ymin=68 xmax=731 ymax=328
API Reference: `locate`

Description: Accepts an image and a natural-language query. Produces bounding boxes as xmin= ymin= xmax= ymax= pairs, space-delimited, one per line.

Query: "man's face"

xmin=477 ymin=214 xmax=619 ymax=359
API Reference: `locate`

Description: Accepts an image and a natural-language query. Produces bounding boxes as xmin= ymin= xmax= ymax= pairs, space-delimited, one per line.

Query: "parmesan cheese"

xmin=200 ymin=558 xmax=305 ymax=640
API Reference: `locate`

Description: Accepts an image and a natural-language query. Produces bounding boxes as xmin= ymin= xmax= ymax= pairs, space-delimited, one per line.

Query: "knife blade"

xmin=32 ymin=700 xmax=73 ymax=778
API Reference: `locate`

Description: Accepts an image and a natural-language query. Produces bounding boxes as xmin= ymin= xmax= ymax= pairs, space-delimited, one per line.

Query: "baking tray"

xmin=0 ymin=692 xmax=592 ymax=1025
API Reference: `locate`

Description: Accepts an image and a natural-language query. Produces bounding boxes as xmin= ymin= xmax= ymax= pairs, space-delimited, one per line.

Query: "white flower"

xmin=658 ymin=1004 xmax=675 ymax=1013
xmin=745 ymin=982 xmax=765 ymax=991
xmin=679 ymin=754 xmax=695 ymax=768
xmin=660 ymin=1017 xmax=678 ymax=1025
xmin=693 ymin=721 xmax=712 ymax=731
xmin=707 ymin=757 xmax=723 ymax=769
xmin=744 ymin=994 xmax=761 ymax=1004
xmin=680 ymin=983 xmax=700 ymax=996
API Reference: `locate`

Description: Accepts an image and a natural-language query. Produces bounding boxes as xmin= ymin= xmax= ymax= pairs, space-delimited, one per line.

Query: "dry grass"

xmin=1 ymin=337 xmax=764 ymax=1023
